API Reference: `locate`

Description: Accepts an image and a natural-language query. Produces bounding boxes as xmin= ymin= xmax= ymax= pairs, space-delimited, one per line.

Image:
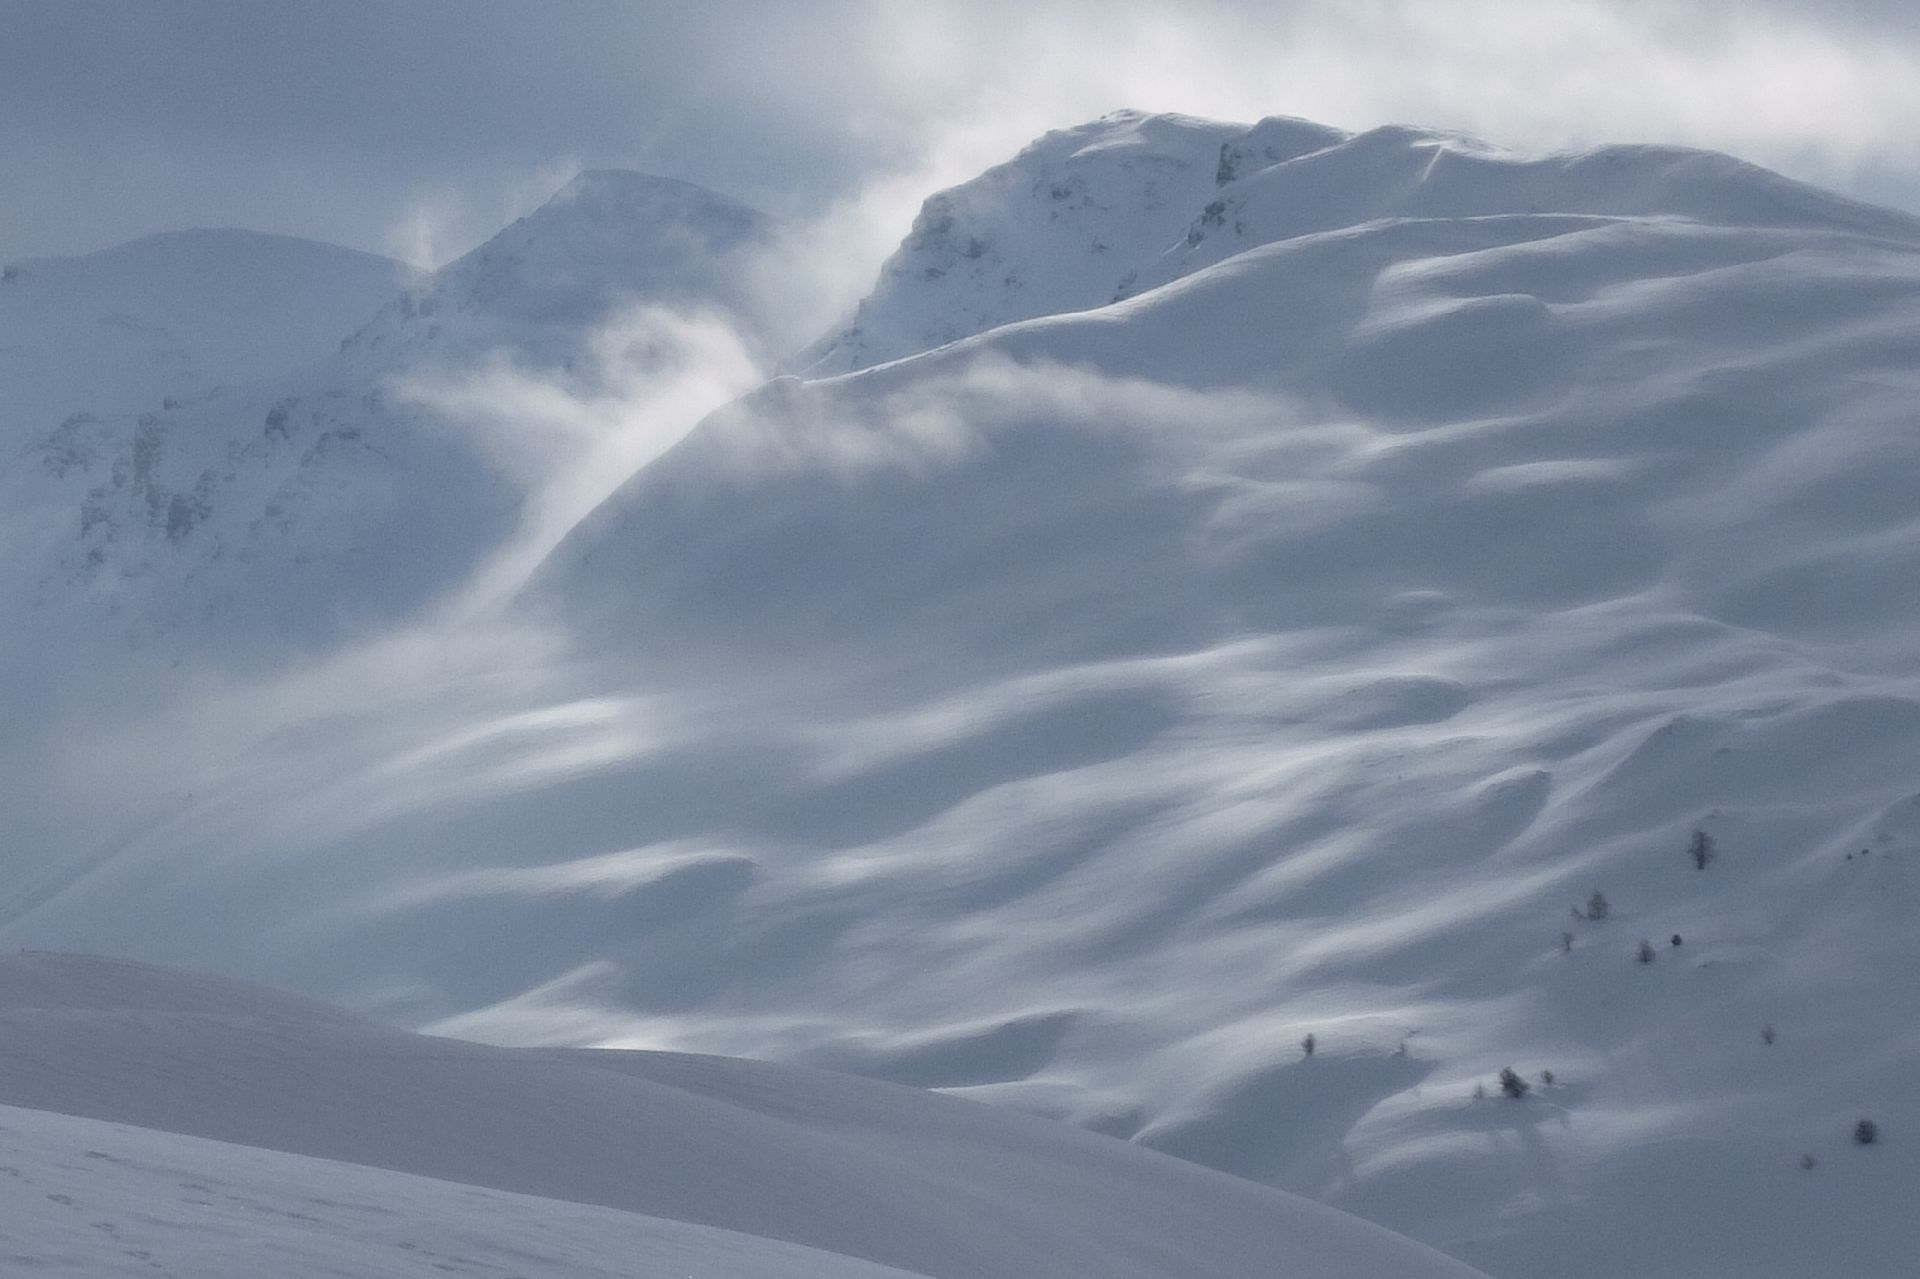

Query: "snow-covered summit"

xmin=343 ymin=168 xmax=777 ymax=371
xmin=795 ymin=110 xmax=1345 ymax=373
xmin=797 ymin=110 xmax=1920 ymax=375
xmin=0 ymin=227 xmax=411 ymax=443
xmin=4 ymin=170 xmax=777 ymax=654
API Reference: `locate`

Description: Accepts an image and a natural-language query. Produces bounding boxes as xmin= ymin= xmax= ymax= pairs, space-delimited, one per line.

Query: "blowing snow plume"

xmin=396 ymin=303 xmax=762 ymax=615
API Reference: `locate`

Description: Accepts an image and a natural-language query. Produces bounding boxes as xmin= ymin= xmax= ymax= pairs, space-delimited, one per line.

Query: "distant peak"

xmin=8 ymin=226 xmax=408 ymax=275
xmin=540 ymin=169 xmax=763 ymax=218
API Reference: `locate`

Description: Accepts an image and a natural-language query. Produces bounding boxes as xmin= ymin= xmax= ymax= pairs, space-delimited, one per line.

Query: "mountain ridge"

xmin=3 ymin=168 xmax=777 ymax=657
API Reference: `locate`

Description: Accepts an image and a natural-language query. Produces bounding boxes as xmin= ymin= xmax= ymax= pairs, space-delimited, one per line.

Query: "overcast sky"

xmin=7 ymin=0 xmax=1920 ymax=270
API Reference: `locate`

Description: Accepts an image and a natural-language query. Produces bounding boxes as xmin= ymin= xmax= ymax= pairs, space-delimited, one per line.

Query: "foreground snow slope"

xmin=8 ymin=114 xmax=1920 ymax=1279
xmin=0 ymin=1103 xmax=927 ymax=1279
xmin=3 ymin=171 xmax=772 ymax=654
xmin=0 ymin=228 xmax=410 ymax=444
xmin=0 ymin=953 xmax=1484 ymax=1279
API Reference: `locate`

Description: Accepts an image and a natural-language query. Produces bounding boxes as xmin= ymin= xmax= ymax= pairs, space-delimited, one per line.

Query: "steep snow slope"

xmin=0 ymin=229 xmax=410 ymax=443
xmin=0 ymin=954 xmax=1485 ymax=1279
xmin=2 ymin=171 xmax=772 ymax=654
xmin=0 ymin=1104 xmax=927 ymax=1279
xmin=9 ymin=117 xmax=1920 ymax=1279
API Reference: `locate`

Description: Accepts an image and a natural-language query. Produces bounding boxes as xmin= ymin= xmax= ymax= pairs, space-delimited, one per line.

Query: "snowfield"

xmin=6 ymin=111 xmax=1920 ymax=1278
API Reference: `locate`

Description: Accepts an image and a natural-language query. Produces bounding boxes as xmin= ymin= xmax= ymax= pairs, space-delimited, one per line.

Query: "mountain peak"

xmin=430 ymin=168 xmax=773 ymax=316
xmin=519 ymin=168 xmax=771 ymax=242
xmin=795 ymin=111 xmax=1920 ymax=376
xmin=336 ymin=169 xmax=778 ymax=371
xmin=792 ymin=111 xmax=1348 ymax=374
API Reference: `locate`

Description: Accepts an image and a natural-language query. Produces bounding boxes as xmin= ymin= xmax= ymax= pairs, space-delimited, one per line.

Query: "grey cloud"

xmin=4 ymin=0 xmax=1920 ymax=268
xmin=0 ymin=0 xmax=906 ymax=260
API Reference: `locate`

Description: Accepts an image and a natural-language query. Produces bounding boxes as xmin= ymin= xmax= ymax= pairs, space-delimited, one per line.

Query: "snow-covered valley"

xmin=6 ymin=110 xmax=1920 ymax=1277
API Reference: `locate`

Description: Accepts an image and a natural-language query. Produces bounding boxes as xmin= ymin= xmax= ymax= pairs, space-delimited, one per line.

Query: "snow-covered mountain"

xmin=792 ymin=112 xmax=1344 ymax=373
xmin=794 ymin=109 xmax=1920 ymax=375
xmin=0 ymin=228 xmax=411 ymax=444
xmin=8 ymin=112 xmax=1920 ymax=1279
xmin=0 ymin=953 xmax=1485 ymax=1279
xmin=4 ymin=170 xmax=774 ymax=654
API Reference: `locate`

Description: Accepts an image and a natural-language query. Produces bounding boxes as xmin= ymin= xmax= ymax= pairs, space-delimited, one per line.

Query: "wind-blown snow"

xmin=7 ymin=112 xmax=1920 ymax=1279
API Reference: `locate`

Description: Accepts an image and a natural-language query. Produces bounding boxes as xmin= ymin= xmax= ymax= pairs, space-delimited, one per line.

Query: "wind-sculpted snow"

xmin=8 ymin=115 xmax=1920 ymax=1279
xmin=0 ymin=954 xmax=1486 ymax=1279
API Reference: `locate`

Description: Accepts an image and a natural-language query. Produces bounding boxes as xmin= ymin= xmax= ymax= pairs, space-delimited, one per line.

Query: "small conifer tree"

xmin=1498 ymin=1067 xmax=1530 ymax=1100
xmin=1689 ymin=829 xmax=1716 ymax=870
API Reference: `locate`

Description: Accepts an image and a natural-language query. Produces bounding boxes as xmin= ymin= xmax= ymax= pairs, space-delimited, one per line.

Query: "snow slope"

xmin=8 ymin=114 xmax=1920 ymax=1279
xmin=2 ymin=171 xmax=773 ymax=654
xmin=0 ymin=1104 xmax=927 ymax=1279
xmin=0 ymin=953 xmax=1484 ymax=1279
xmin=0 ymin=229 xmax=410 ymax=445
